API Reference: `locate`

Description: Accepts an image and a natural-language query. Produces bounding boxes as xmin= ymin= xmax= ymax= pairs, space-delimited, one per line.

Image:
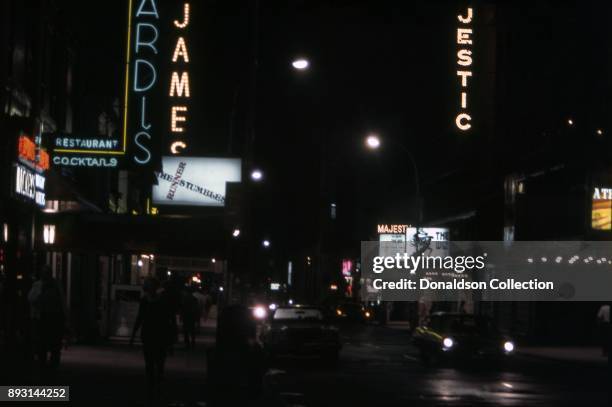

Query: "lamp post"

xmin=364 ymin=134 xmax=422 ymax=224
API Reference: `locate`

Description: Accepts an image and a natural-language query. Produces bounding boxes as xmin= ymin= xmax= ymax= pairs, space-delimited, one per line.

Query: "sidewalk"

xmin=56 ymin=325 xmax=215 ymax=406
xmin=518 ymin=346 xmax=609 ymax=366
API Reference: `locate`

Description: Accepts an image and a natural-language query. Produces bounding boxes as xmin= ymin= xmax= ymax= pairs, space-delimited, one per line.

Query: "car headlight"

xmin=503 ymin=341 xmax=515 ymax=353
xmin=253 ymin=306 xmax=267 ymax=320
xmin=268 ymin=303 xmax=277 ymax=311
xmin=443 ymin=337 xmax=454 ymax=349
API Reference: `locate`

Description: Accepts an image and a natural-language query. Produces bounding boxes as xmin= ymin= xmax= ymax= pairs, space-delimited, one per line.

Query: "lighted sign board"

xmin=377 ymin=224 xmax=409 ymax=234
xmin=455 ymin=6 xmax=474 ymax=131
xmin=125 ymin=0 xmax=194 ymax=167
xmin=152 ymin=157 xmax=241 ymax=207
xmin=14 ymin=163 xmax=45 ymax=207
xmin=50 ymin=136 xmax=120 ymax=167
xmin=18 ymin=135 xmax=50 ymax=172
xmin=592 ymin=187 xmax=612 ymax=230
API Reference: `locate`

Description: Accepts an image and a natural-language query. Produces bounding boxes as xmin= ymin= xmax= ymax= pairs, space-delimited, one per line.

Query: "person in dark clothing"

xmin=180 ymin=288 xmax=198 ymax=349
xmin=28 ymin=266 xmax=66 ymax=376
xmin=207 ymin=305 xmax=266 ymax=405
xmin=130 ymin=278 xmax=174 ymax=400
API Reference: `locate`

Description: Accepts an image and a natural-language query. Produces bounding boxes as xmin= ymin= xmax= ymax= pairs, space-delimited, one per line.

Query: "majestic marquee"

xmin=152 ymin=157 xmax=242 ymax=207
xmin=455 ymin=6 xmax=474 ymax=131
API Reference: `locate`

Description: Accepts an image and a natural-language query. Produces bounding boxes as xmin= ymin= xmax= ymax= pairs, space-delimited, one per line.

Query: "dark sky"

xmin=61 ymin=1 xmax=612 ymax=254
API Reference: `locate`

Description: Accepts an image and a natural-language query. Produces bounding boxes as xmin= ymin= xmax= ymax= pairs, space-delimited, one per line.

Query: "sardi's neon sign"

xmin=125 ymin=0 xmax=192 ymax=165
xmin=126 ymin=0 xmax=160 ymax=165
xmin=455 ymin=6 xmax=473 ymax=131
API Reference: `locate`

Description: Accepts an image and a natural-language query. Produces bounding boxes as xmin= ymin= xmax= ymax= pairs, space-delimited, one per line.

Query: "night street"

xmin=42 ymin=323 xmax=611 ymax=406
xmin=268 ymin=325 xmax=610 ymax=407
xmin=2 ymin=1 xmax=612 ymax=406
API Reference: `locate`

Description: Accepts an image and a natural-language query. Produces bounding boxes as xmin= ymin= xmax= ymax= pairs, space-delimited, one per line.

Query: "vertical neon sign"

xmin=169 ymin=3 xmax=191 ymax=153
xmin=125 ymin=0 xmax=160 ymax=165
xmin=455 ymin=6 xmax=473 ymax=131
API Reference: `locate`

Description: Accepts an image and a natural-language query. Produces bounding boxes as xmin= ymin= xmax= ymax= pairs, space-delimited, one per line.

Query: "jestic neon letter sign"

xmin=455 ymin=7 xmax=473 ymax=131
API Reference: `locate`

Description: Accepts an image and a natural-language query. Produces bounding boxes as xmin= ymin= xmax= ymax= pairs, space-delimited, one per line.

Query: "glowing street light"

xmin=291 ymin=58 xmax=309 ymax=70
xmin=262 ymin=239 xmax=271 ymax=248
xmin=251 ymin=169 xmax=263 ymax=182
xmin=232 ymin=228 xmax=241 ymax=238
xmin=365 ymin=134 xmax=381 ymax=150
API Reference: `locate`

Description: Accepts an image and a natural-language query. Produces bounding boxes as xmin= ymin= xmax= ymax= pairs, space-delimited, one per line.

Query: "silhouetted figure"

xmin=130 ymin=278 xmax=174 ymax=401
xmin=207 ymin=305 xmax=266 ymax=406
xmin=28 ymin=266 xmax=66 ymax=378
xmin=180 ymin=288 xmax=198 ymax=348
xmin=597 ymin=304 xmax=610 ymax=357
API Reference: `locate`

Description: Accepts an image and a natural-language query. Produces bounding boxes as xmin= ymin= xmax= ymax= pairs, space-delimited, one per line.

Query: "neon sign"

xmin=169 ymin=3 xmax=191 ymax=153
xmin=18 ymin=135 xmax=50 ymax=172
xmin=126 ymin=0 xmax=160 ymax=165
xmin=455 ymin=6 xmax=473 ymax=131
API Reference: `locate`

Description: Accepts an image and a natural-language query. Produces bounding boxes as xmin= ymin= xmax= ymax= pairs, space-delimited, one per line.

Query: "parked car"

xmin=261 ymin=306 xmax=341 ymax=362
xmin=413 ymin=312 xmax=515 ymax=365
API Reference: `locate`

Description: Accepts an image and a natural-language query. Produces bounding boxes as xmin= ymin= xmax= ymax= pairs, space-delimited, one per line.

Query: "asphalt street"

xmin=19 ymin=324 xmax=611 ymax=407
xmin=266 ymin=325 xmax=611 ymax=407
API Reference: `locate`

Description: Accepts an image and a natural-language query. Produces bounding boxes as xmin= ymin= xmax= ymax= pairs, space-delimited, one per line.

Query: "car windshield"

xmin=437 ymin=316 xmax=498 ymax=335
xmin=273 ymin=308 xmax=324 ymax=321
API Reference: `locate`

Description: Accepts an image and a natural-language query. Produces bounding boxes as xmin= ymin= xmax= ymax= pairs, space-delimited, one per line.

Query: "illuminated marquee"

xmin=455 ymin=6 xmax=473 ymax=131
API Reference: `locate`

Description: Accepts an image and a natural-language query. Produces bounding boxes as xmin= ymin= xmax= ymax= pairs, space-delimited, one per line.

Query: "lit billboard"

xmin=152 ymin=157 xmax=241 ymax=207
xmin=592 ymin=187 xmax=612 ymax=231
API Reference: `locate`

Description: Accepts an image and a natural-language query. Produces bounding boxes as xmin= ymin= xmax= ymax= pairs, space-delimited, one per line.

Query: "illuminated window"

xmin=169 ymin=72 xmax=191 ymax=97
xmin=172 ymin=37 xmax=190 ymax=63
xmin=171 ymin=106 xmax=188 ymax=132
xmin=174 ymin=3 xmax=190 ymax=28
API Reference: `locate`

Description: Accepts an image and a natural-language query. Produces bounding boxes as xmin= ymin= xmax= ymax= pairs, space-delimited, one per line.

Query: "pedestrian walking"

xmin=130 ymin=278 xmax=175 ymax=401
xmin=180 ymin=287 xmax=198 ymax=348
xmin=597 ymin=303 xmax=610 ymax=356
xmin=27 ymin=266 xmax=67 ymax=378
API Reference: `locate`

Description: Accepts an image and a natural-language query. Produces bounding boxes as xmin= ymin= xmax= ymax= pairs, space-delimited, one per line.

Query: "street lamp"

xmin=232 ymin=228 xmax=241 ymax=238
xmin=251 ymin=169 xmax=263 ymax=182
xmin=365 ymin=134 xmax=381 ymax=149
xmin=262 ymin=239 xmax=271 ymax=248
xmin=363 ymin=134 xmax=422 ymax=224
xmin=291 ymin=58 xmax=309 ymax=70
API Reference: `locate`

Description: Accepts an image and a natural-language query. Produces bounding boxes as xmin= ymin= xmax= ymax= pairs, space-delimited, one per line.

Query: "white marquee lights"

xmin=170 ymin=4 xmax=191 ymax=153
xmin=174 ymin=3 xmax=190 ymax=28
xmin=455 ymin=6 xmax=474 ymax=132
